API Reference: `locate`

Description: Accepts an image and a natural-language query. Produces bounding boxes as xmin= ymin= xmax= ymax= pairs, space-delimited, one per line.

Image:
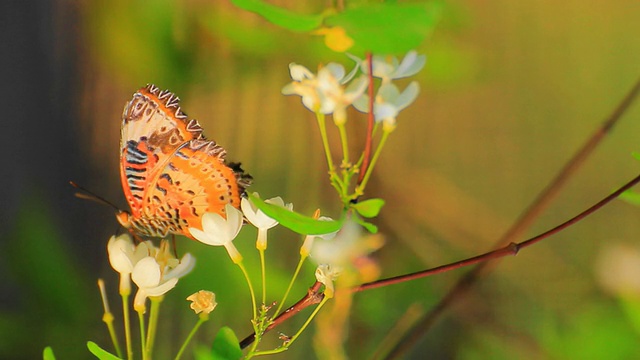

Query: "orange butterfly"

xmin=116 ymin=84 xmax=251 ymax=239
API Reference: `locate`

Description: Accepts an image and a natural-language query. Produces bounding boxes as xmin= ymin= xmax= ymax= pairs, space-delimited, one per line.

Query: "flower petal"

xmin=164 ymin=253 xmax=195 ymax=280
xmin=373 ymin=103 xmax=399 ymax=122
xmin=144 ymin=278 xmax=179 ymax=297
xmin=224 ymin=204 xmax=244 ymax=240
xmin=378 ymin=83 xmax=401 ymax=102
xmin=324 ymin=63 xmax=345 ymax=81
xmin=352 ymin=94 xmax=371 ymax=113
xmin=395 ymin=51 xmax=426 ymax=79
xmin=189 ymin=227 xmax=215 ymax=246
xmin=132 ymin=257 xmax=161 ymax=288
xmin=289 ymin=63 xmax=314 ymax=81
xmin=395 ymin=81 xmax=420 ymax=111
xmin=342 ymin=63 xmax=360 ymax=85
xmin=108 ymin=235 xmax=136 ymax=273
xmin=201 ymin=212 xmax=225 ymax=235
xmin=241 ymin=197 xmax=257 ymax=218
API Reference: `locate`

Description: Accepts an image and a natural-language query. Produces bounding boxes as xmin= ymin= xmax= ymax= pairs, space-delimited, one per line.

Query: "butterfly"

xmin=116 ymin=84 xmax=252 ymax=239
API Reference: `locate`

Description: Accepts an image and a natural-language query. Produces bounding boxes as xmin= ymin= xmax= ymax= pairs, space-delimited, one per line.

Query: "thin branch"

xmin=237 ymin=172 xmax=640 ymax=349
xmin=385 ymin=75 xmax=640 ymax=359
xmin=355 ymin=172 xmax=640 ymax=292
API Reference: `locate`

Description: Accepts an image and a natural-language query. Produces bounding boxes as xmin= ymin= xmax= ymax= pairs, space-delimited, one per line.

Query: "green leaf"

xmin=211 ymin=327 xmax=243 ymax=360
xmin=619 ymin=189 xmax=640 ymax=206
xmin=43 ymin=347 xmax=56 ymax=360
xmin=360 ymin=221 xmax=378 ymax=233
xmin=324 ymin=2 xmax=442 ymax=55
xmin=86 ymin=342 xmax=122 ymax=360
xmin=353 ymin=215 xmax=379 ymax=233
xmin=231 ymin=0 xmax=324 ymax=32
xmin=249 ymin=193 xmax=343 ymax=235
xmin=351 ymin=198 xmax=385 ymax=218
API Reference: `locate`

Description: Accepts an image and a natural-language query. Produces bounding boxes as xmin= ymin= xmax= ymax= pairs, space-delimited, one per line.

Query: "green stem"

xmin=274 ymin=254 xmax=308 ymax=317
xmin=316 ymin=112 xmax=345 ymax=194
xmin=357 ymin=128 xmax=391 ymax=194
xmin=98 ymin=279 xmax=122 ymax=358
xmin=337 ymin=122 xmax=350 ymax=166
xmin=103 ymin=313 xmax=122 ymax=359
xmin=287 ymin=296 xmax=329 ymax=344
xmin=254 ymin=296 xmax=330 ymax=356
xmin=259 ymin=247 xmax=267 ymax=305
xmin=237 ymin=261 xmax=258 ymax=320
xmin=145 ymin=297 xmax=163 ymax=359
xmin=316 ymin=112 xmax=336 ymax=174
xmin=122 ymin=294 xmax=133 ymax=360
xmin=245 ymin=319 xmax=262 ymax=358
xmin=174 ymin=315 xmax=208 ymax=360
xmin=137 ymin=310 xmax=147 ymax=360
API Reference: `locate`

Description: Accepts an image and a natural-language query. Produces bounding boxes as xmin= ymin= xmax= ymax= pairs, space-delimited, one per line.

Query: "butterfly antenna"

xmin=69 ymin=181 xmax=121 ymax=211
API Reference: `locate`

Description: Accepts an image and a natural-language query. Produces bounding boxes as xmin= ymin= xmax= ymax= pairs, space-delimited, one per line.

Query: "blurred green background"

xmin=2 ymin=1 xmax=640 ymax=359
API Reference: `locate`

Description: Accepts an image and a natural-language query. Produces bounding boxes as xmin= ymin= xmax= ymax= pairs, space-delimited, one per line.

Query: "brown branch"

xmin=384 ymin=75 xmax=640 ymax=359
xmin=354 ymin=172 xmax=640 ymax=293
xmin=238 ymin=172 xmax=640 ymax=349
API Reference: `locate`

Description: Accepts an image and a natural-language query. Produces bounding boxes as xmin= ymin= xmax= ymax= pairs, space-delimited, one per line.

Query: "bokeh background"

xmin=2 ymin=1 xmax=640 ymax=359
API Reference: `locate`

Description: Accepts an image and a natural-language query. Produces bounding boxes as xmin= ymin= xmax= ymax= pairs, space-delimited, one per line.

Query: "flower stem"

xmin=274 ymin=254 xmax=307 ymax=317
xmin=316 ymin=112 xmax=344 ymax=194
xmin=137 ymin=310 xmax=147 ymax=360
xmin=259 ymin=247 xmax=267 ymax=305
xmin=237 ymin=261 xmax=258 ymax=320
xmin=337 ymin=122 xmax=350 ymax=166
xmin=121 ymin=293 xmax=133 ymax=360
xmin=175 ymin=315 xmax=208 ymax=360
xmin=145 ymin=297 xmax=163 ymax=359
xmin=255 ymin=296 xmax=330 ymax=356
xmin=357 ymin=128 xmax=391 ymax=194
xmin=98 ymin=279 xmax=122 ymax=359
xmin=316 ymin=112 xmax=335 ymax=174
xmin=287 ymin=296 xmax=329 ymax=344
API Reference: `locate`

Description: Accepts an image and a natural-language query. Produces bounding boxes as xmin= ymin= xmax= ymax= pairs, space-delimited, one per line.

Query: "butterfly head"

xmin=115 ymin=210 xmax=133 ymax=229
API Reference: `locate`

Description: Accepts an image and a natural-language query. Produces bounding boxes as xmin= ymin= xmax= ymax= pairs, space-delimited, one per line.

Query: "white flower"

xmin=315 ymin=264 xmax=342 ymax=298
xmin=300 ymin=216 xmax=338 ymax=257
xmin=348 ymin=50 xmax=426 ymax=84
xmin=189 ymin=204 xmax=244 ymax=263
xmin=241 ymin=194 xmax=293 ymax=250
xmin=107 ymin=234 xmax=156 ymax=294
xmin=353 ymin=82 xmax=420 ymax=132
xmin=311 ymin=221 xmax=384 ymax=291
xmin=282 ymin=62 xmax=368 ymax=122
xmin=311 ymin=220 xmax=384 ymax=269
xmin=132 ymin=251 xmax=195 ymax=313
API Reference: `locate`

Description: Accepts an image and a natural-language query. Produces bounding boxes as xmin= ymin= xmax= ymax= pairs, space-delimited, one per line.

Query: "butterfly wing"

xmin=119 ymin=84 xmax=251 ymax=239
xmin=120 ymin=84 xmax=203 ymax=221
xmin=140 ymin=139 xmax=248 ymax=238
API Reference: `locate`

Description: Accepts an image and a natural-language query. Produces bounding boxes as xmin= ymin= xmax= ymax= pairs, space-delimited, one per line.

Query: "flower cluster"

xmin=107 ymin=234 xmax=195 ymax=312
xmin=282 ymin=62 xmax=368 ymax=124
xmin=283 ymin=51 xmax=425 ymax=131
